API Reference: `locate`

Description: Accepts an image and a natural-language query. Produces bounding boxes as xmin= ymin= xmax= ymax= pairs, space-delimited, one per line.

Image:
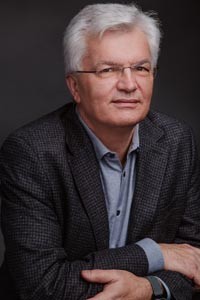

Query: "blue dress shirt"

xmin=77 ymin=111 xmax=170 ymax=299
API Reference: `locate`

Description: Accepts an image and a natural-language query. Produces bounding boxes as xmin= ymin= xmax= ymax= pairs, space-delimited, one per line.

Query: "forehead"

xmin=83 ymin=27 xmax=151 ymax=66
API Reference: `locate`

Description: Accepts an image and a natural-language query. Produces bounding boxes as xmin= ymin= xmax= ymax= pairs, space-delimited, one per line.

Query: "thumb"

xmin=81 ymin=269 xmax=114 ymax=283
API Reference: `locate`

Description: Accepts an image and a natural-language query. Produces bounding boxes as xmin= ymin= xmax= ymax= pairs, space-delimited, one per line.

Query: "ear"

xmin=65 ymin=75 xmax=81 ymax=103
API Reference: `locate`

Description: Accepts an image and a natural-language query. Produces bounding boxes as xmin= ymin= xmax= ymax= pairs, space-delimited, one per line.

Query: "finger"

xmin=81 ymin=269 xmax=115 ymax=283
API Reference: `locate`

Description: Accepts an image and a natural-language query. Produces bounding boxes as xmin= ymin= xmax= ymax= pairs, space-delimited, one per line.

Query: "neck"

xmin=96 ymin=126 xmax=134 ymax=165
xmin=77 ymin=110 xmax=134 ymax=165
xmin=80 ymin=116 xmax=135 ymax=164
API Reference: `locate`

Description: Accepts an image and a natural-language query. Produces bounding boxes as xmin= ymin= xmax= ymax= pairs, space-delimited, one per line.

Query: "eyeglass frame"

xmin=69 ymin=60 xmax=158 ymax=79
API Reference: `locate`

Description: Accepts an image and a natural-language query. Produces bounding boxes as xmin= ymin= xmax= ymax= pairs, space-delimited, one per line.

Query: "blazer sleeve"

xmin=153 ymin=126 xmax=200 ymax=300
xmin=0 ymin=134 xmax=148 ymax=300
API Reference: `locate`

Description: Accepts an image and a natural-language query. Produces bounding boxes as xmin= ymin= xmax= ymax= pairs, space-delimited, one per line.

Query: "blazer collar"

xmin=62 ymin=103 xmax=109 ymax=250
xmin=127 ymin=112 xmax=169 ymax=243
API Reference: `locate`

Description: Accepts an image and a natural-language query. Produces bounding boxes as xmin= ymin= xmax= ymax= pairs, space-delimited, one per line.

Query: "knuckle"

xmin=183 ymin=243 xmax=191 ymax=250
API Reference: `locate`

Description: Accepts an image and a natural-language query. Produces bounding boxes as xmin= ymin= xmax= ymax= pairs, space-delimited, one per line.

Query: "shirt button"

xmin=116 ymin=210 xmax=121 ymax=216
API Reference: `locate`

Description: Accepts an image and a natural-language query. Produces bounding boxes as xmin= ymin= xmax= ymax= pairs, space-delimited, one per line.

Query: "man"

xmin=0 ymin=3 xmax=200 ymax=300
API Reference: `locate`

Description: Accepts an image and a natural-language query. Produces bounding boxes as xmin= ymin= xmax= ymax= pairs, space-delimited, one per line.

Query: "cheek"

xmin=138 ymin=79 xmax=154 ymax=101
xmin=89 ymin=80 xmax=115 ymax=102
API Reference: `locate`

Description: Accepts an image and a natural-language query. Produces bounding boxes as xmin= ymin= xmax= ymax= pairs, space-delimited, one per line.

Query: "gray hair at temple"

xmin=63 ymin=3 xmax=162 ymax=75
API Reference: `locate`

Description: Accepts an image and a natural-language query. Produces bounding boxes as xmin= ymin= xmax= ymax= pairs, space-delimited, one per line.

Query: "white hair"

xmin=63 ymin=3 xmax=162 ymax=75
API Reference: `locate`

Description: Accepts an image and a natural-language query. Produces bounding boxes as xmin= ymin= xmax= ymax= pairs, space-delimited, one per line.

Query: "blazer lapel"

xmin=127 ymin=114 xmax=169 ymax=242
xmin=62 ymin=104 xmax=109 ymax=250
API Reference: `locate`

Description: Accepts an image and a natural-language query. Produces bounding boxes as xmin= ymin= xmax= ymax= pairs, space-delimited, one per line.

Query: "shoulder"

xmin=145 ymin=110 xmax=194 ymax=141
xmin=1 ymin=102 xmax=75 ymax=151
xmin=140 ymin=110 xmax=198 ymax=160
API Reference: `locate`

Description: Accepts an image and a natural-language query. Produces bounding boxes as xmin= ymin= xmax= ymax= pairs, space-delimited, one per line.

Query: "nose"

xmin=116 ymin=67 xmax=137 ymax=92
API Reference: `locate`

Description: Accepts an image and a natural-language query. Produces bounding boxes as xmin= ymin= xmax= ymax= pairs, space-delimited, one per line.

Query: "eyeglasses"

xmin=72 ymin=62 xmax=157 ymax=79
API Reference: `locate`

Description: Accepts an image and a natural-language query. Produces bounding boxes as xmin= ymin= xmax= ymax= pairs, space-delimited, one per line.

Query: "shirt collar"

xmin=76 ymin=107 xmax=139 ymax=161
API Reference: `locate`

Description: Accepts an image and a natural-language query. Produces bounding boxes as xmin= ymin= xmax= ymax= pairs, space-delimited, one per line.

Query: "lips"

xmin=112 ymin=99 xmax=140 ymax=103
xmin=111 ymin=99 xmax=141 ymax=108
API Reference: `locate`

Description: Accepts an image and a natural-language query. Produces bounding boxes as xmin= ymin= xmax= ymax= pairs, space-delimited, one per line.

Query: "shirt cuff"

xmin=136 ymin=238 xmax=164 ymax=273
xmin=156 ymin=277 xmax=171 ymax=300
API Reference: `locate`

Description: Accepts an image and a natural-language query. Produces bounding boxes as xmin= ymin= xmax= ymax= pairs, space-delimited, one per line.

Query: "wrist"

xmin=143 ymin=277 xmax=154 ymax=300
xmin=159 ymin=243 xmax=170 ymax=270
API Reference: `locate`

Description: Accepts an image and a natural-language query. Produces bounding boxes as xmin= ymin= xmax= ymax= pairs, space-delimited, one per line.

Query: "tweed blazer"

xmin=0 ymin=102 xmax=200 ymax=300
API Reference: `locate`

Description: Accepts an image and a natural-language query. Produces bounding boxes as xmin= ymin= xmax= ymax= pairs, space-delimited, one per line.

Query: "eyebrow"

xmin=95 ymin=59 xmax=151 ymax=67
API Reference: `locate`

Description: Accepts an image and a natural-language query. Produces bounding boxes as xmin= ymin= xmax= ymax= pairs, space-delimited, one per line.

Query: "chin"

xmin=114 ymin=112 xmax=148 ymax=127
xmin=107 ymin=119 xmax=140 ymax=128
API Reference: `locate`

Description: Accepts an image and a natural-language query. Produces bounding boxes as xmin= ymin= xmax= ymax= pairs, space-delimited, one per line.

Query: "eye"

xmin=135 ymin=65 xmax=150 ymax=72
xmin=98 ymin=67 xmax=116 ymax=74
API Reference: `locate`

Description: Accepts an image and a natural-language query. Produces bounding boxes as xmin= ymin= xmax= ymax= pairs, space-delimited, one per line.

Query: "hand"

xmin=81 ymin=269 xmax=152 ymax=300
xmin=160 ymin=243 xmax=200 ymax=288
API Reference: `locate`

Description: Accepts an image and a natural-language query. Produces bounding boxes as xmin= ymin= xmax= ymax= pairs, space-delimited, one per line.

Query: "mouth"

xmin=111 ymin=99 xmax=140 ymax=108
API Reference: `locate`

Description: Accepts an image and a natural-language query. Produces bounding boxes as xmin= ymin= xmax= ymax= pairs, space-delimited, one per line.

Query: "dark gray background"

xmin=0 ymin=0 xmax=200 ymax=266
